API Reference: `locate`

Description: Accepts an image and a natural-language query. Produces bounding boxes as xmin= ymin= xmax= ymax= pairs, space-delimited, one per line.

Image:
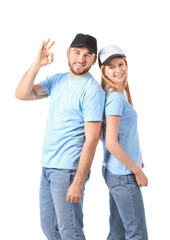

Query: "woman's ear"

xmin=101 ymin=66 xmax=106 ymax=77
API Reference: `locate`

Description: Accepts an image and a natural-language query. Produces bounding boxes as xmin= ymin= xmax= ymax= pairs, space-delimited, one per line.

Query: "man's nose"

xmin=77 ymin=54 xmax=86 ymax=63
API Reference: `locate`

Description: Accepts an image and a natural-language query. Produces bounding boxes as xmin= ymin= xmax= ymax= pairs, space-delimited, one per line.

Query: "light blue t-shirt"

xmin=39 ymin=72 xmax=105 ymax=169
xmin=103 ymin=90 xmax=142 ymax=175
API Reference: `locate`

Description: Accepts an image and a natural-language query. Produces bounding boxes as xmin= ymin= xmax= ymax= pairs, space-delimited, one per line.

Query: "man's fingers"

xmin=40 ymin=39 xmax=55 ymax=52
xmin=66 ymin=192 xmax=70 ymax=202
xmin=43 ymin=39 xmax=50 ymax=49
xmin=47 ymin=52 xmax=54 ymax=63
xmin=66 ymin=195 xmax=81 ymax=203
xmin=40 ymin=40 xmax=45 ymax=50
xmin=47 ymin=41 xmax=55 ymax=50
xmin=40 ymin=39 xmax=49 ymax=50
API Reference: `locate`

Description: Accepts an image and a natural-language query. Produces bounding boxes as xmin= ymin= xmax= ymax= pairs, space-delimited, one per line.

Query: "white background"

xmin=0 ymin=0 xmax=169 ymax=239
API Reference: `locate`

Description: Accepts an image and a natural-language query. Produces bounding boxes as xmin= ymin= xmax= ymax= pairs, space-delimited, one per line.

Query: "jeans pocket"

xmin=68 ymin=170 xmax=77 ymax=183
xmin=127 ymin=174 xmax=138 ymax=187
xmin=69 ymin=170 xmax=90 ymax=184
xmin=105 ymin=168 xmax=121 ymax=189
xmin=109 ymin=181 xmax=120 ymax=189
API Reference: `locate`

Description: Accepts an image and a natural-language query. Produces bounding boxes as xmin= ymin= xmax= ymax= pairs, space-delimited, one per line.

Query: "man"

xmin=15 ymin=33 xmax=105 ymax=240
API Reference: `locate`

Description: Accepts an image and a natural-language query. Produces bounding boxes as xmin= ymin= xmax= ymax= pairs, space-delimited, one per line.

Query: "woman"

xmin=98 ymin=45 xmax=148 ymax=240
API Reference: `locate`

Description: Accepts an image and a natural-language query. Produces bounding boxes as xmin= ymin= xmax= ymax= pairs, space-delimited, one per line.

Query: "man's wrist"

xmin=73 ymin=175 xmax=84 ymax=187
xmin=32 ymin=62 xmax=41 ymax=70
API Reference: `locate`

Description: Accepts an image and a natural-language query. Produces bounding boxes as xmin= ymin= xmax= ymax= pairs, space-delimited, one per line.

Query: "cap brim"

xmin=70 ymin=44 xmax=97 ymax=54
xmin=102 ymin=54 xmax=126 ymax=66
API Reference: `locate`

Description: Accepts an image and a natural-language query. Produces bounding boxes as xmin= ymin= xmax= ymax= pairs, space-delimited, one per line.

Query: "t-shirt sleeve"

xmin=38 ymin=74 xmax=59 ymax=96
xmin=105 ymin=93 xmax=125 ymax=116
xmin=83 ymin=91 xmax=105 ymax=122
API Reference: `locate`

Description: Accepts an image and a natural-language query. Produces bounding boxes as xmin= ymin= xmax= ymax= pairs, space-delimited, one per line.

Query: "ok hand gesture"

xmin=34 ymin=39 xmax=55 ymax=67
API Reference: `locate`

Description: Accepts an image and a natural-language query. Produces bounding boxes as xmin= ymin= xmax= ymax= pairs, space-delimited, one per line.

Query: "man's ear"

xmin=67 ymin=48 xmax=71 ymax=58
xmin=93 ymin=55 xmax=97 ymax=65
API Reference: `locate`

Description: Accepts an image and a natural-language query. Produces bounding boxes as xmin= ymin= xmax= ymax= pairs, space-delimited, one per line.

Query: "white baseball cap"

xmin=98 ymin=45 xmax=126 ymax=68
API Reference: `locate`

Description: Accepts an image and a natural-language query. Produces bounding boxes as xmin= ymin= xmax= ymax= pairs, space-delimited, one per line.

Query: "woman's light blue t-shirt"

xmin=103 ymin=90 xmax=142 ymax=175
xmin=39 ymin=72 xmax=105 ymax=170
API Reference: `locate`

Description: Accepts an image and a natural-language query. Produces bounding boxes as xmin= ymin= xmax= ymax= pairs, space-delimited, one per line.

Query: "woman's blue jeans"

xmin=102 ymin=167 xmax=148 ymax=240
xmin=40 ymin=167 xmax=89 ymax=240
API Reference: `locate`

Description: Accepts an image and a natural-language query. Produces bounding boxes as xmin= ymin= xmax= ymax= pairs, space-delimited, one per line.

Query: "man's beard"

xmin=68 ymin=60 xmax=90 ymax=76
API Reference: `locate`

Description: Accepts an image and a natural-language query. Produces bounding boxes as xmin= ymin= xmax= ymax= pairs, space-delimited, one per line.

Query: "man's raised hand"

xmin=34 ymin=39 xmax=55 ymax=67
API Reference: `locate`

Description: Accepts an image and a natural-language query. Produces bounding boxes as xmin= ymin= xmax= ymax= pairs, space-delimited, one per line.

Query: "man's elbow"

xmin=15 ymin=90 xmax=24 ymax=100
xmin=15 ymin=89 xmax=30 ymax=100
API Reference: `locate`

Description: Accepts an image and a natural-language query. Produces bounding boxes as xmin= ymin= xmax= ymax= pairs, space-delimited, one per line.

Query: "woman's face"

xmin=104 ymin=57 xmax=127 ymax=87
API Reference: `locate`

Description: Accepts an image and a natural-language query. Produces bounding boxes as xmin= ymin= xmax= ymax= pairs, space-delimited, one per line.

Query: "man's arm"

xmin=66 ymin=121 xmax=102 ymax=203
xmin=15 ymin=39 xmax=55 ymax=100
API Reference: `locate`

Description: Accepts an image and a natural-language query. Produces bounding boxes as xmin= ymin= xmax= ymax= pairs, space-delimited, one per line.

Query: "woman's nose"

xmin=115 ymin=66 xmax=121 ymax=73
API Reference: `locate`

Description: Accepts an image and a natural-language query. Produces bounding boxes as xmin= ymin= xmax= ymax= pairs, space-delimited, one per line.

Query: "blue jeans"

xmin=102 ymin=167 xmax=148 ymax=240
xmin=40 ymin=167 xmax=90 ymax=240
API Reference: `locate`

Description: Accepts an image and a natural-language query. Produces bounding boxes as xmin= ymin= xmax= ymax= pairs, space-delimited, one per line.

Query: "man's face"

xmin=67 ymin=47 xmax=97 ymax=78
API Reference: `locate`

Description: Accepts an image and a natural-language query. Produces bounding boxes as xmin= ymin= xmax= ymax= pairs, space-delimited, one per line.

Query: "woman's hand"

xmin=135 ymin=168 xmax=148 ymax=187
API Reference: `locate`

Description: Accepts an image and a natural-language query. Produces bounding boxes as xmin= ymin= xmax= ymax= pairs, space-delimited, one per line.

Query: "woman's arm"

xmin=106 ymin=115 xmax=148 ymax=187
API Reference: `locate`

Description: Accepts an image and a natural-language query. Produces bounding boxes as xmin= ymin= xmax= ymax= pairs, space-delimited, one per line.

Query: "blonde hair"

xmin=101 ymin=57 xmax=133 ymax=107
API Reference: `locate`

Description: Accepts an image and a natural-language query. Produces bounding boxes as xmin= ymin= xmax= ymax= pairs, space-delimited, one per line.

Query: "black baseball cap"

xmin=70 ymin=33 xmax=97 ymax=55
